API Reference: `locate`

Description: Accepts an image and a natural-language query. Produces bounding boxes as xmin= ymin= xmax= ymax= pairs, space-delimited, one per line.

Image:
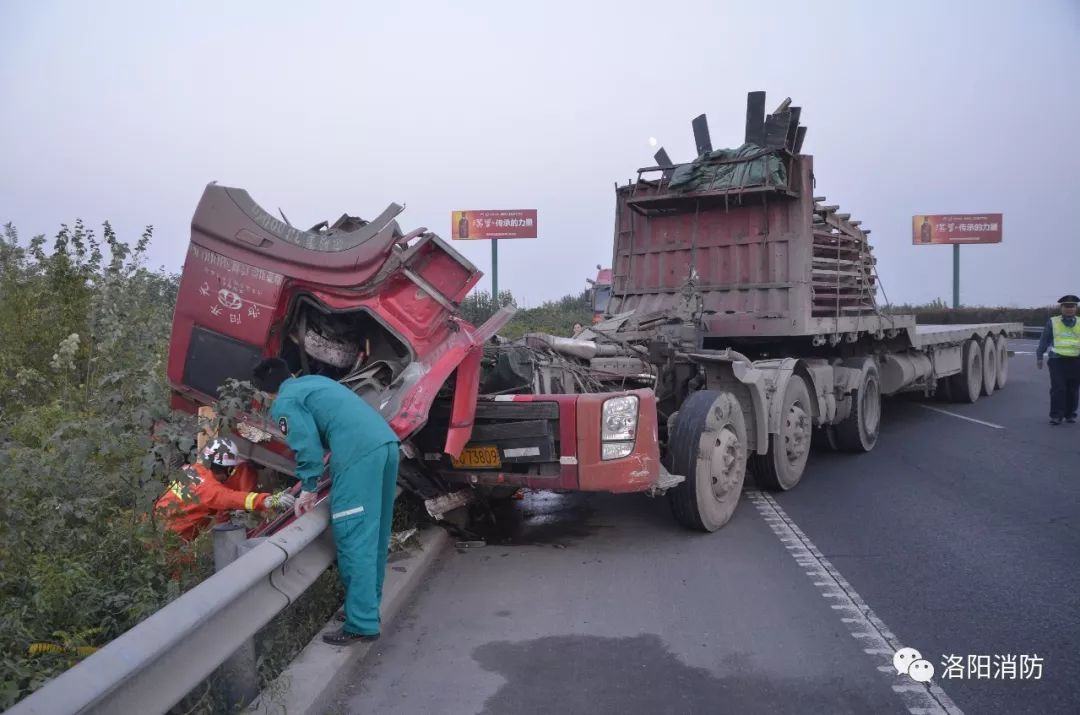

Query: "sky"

xmin=2 ymin=0 xmax=1078 ymax=308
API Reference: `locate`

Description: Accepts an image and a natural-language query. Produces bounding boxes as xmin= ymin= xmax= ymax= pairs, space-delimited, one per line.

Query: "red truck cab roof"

xmin=167 ymin=184 xmax=497 ymax=447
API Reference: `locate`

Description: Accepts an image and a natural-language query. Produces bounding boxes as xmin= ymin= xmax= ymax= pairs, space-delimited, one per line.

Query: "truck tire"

xmin=752 ymin=375 xmax=812 ymax=491
xmin=994 ymin=334 xmax=1008 ymax=390
xmin=834 ymin=362 xmax=881 ymax=453
xmin=668 ymin=390 xmax=748 ymax=532
xmin=948 ymin=339 xmax=982 ymax=403
xmin=981 ymin=337 xmax=997 ymax=397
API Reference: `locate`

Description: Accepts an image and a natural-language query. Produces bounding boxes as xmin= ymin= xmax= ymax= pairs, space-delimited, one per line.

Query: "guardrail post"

xmin=212 ymin=523 xmax=259 ymax=710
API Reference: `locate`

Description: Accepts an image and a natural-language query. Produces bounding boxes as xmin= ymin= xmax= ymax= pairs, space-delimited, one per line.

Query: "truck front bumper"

xmin=435 ymin=389 xmax=662 ymax=494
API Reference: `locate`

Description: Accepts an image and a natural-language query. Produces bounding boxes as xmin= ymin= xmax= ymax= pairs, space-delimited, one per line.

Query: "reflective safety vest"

xmin=1051 ymin=316 xmax=1080 ymax=357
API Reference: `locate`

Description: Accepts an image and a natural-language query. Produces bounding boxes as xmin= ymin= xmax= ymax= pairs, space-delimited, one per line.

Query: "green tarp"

xmin=667 ymin=143 xmax=786 ymax=193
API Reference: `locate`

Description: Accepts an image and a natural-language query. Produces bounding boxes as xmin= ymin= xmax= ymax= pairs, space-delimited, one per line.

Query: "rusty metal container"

xmin=607 ymin=93 xmax=892 ymax=341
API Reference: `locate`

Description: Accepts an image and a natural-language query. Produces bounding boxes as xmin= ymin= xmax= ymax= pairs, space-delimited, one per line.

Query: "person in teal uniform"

xmin=252 ymin=357 xmax=399 ymax=645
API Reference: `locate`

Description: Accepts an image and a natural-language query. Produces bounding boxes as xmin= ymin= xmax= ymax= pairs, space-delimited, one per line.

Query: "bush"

xmin=0 ymin=221 xmax=426 ymax=711
xmin=0 ymin=221 xmax=209 ymax=708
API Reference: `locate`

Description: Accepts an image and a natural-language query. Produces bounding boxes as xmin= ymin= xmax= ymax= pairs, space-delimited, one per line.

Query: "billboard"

xmin=452 ymin=210 xmax=537 ymax=240
xmin=912 ymin=214 xmax=1002 ymax=245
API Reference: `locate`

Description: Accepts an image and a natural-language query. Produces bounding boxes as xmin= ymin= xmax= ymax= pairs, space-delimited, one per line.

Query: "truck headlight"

xmin=601 ymin=395 xmax=638 ymax=460
xmin=602 ymin=395 xmax=638 ymax=440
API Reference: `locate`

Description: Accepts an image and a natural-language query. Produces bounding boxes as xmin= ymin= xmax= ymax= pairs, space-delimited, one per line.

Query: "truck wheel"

xmin=948 ymin=339 xmax=982 ymax=403
xmin=994 ymin=334 xmax=1008 ymax=389
xmin=981 ymin=338 xmax=997 ymax=397
xmin=668 ymin=390 xmax=748 ymax=532
xmin=752 ymin=376 xmax=812 ymax=491
xmin=834 ymin=362 xmax=881 ymax=453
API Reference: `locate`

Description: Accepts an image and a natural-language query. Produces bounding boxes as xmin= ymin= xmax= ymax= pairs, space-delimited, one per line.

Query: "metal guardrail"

xmin=9 ymin=506 xmax=335 ymax=715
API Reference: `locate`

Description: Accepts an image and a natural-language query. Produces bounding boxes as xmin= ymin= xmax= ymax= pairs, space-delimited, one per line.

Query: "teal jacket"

xmin=271 ymin=375 xmax=399 ymax=492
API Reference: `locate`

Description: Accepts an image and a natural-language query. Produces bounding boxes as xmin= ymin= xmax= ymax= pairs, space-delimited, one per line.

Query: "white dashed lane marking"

xmin=919 ymin=405 xmax=1005 ymax=430
xmin=749 ymin=490 xmax=964 ymax=715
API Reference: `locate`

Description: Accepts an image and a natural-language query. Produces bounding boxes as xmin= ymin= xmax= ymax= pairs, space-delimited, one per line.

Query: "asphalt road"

xmin=334 ymin=340 xmax=1079 ymax=715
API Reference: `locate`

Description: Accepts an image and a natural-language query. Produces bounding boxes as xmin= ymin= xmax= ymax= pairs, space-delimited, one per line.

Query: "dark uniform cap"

xmin=1058 ymin=295 xmax=1080 ymax=305
xmin=252 ymin=357 xmax=292 ymax=393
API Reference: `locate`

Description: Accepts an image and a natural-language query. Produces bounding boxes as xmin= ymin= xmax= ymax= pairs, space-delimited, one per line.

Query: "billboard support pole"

xmin=491 ymin=238 xmax=499 ymax=299
xmin=952 ymin=244 xmax=960 ymax=309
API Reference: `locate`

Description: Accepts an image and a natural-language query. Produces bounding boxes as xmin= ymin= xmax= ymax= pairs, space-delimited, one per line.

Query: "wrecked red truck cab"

xmin=166 ymin=184 xmax=662 ymax=513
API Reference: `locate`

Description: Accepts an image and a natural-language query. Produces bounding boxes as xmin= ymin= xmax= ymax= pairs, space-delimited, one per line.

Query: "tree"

xmin=459 ymin=288 xmax=592 ymax=339
xmin=459 ymin=289 xmax=517 ymax=326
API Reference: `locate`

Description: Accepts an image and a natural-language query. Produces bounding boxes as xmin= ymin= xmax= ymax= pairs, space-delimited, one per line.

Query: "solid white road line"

xmin=919 ymin=405 xmax=1005 ymax=430
xmin=748 ymin=490 xmax=964 ymax=715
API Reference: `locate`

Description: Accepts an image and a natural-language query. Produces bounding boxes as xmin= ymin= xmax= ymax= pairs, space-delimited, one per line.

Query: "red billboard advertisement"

xmin=452 ymin=210 xmax=538 ymax=240
xmin=912 ymin=214 xmax=1003 ymax=245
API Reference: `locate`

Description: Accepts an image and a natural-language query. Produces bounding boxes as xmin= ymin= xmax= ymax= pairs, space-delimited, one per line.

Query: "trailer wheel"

xmin=668 ymin=390 xmax=747 ymax=532
xmin=753 ymin=376 xmax=812 ymax=491
xmin=994 ymin=334 xmax=1008 ymax=389
xmin=981 ymin=337 xmax=997 ymax=397
xmin=948 ymin=339 xmax=982 ymax=403
xmin=834 ymin=362 xmax=881 ymax=453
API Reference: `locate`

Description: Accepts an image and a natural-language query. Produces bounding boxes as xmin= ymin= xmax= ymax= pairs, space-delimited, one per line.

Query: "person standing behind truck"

xmin=1036 ymin=294 xmax=1080 ymax=425
xmin=252 ymin=357 xmax=400 ymax=645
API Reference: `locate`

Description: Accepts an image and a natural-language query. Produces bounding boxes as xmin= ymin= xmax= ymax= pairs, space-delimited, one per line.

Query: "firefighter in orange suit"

xmin=156 ymin=438 xmax=295 ymax=541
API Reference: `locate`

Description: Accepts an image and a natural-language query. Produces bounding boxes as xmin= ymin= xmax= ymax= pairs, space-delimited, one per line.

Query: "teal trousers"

xmin=329 ymin=442 xmax=399 ymax=635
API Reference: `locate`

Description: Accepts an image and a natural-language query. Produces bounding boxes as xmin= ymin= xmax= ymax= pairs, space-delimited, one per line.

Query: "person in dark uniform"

xmin=253 ymin=358 xmax=400 ymax=644
xmin=1036 ymin=294 xmax=1080 ymax=425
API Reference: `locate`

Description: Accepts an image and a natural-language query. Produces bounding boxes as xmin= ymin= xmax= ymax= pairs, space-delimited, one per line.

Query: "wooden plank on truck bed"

xmin=822 ymin=273 xmax=876 ymax=281
xmin=819 ymin=212 xmax=869 ymax=241
xmin=814 ymin=290 xmax=876 ymax=299
xmin=812 ymin=267 xmax=866 ymax=278
xmin=812 ymin=257 xmax=872 ymax=268
xmin=813 ymin=231 xmax=866 ymax=241
xmin=813 ymin=235 xmax=868 ymax=246
xmin=745 ymin=91 xmax=766 ymax=145
xmin=764 ymin=111 xmax=791 ymax=149
xmin=812 ymin=281 xmax=874 ymax=290
xmin=814 ymin=250 xmax=870 ymax=260
xmin=812 ymin=236 xmax=864 ymax=248
xmin=794 ymin=126 xmax=807 ymax=153
xmin=786 ymin=107 xmax=801 ymax=148
xmin=692 ymin=114 xmax=713 ymax=156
